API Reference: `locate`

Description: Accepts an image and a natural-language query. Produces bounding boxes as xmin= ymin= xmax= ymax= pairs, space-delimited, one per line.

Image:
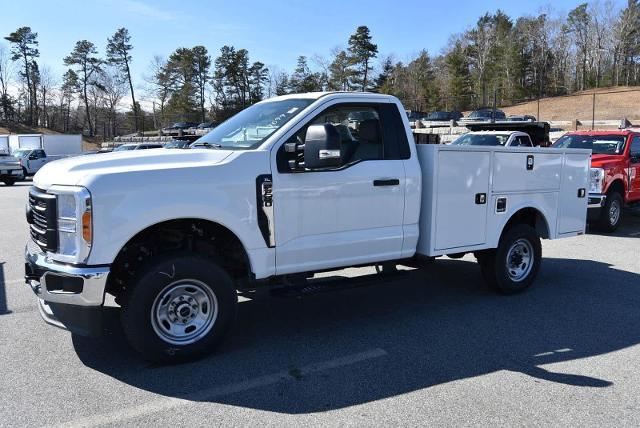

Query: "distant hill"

xmin=500 ymin=86 xmax=640 ymax=121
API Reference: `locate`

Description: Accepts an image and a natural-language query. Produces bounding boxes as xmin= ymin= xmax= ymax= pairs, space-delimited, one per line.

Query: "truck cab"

xmin=24 ymin=92 xmax=590 ymax=362
xmin=553 ymin=130 xmax=640 ymax=231
xmin=12 ymin=148 xmax=49 ymax=177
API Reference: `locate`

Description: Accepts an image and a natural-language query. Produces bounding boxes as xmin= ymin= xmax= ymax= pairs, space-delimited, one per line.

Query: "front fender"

xmin=84 ymin=151 xmax=271 ymax=268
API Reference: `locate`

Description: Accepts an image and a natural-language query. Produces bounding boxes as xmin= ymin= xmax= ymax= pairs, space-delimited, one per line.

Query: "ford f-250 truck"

xmin=24 ymin=92 xmax=591 ymax=362
xmin=553 ymin=130 xmax=640 ymax=231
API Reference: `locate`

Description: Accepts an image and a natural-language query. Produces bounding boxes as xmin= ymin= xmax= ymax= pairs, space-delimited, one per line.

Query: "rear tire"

xmin=2 ymin=178 xmax=15 ymax=186
xmin=478 ymin=224 xmax=541 ymax=295
xmin=597 ymin=191 xmax=623 ymax=233
xmin=120 ymin=253 xmax=237 ymax=363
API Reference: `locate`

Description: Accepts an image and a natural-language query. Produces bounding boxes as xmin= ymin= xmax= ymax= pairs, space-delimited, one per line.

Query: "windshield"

xmin=194 ymin=98 xmax=313 ymax=150
xmin=553 ymin=135 xmax=626 ymax=154
xmin=452 ymin=133 xmax=510 ymax=146
xmin=114 ymin=145 xmax=136 ymax=151
xmin=12 ymin=149 xmax=31 ymax=157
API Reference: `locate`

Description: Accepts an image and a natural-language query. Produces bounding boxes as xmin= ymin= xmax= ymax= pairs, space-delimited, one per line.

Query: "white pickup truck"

xmin=25 ymin=92 xmax=591 ymax=362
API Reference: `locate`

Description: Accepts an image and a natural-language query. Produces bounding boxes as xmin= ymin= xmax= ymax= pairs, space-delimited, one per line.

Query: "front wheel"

xmin=120 ymin=253 xmax=237 ymax=363
xmin=478 ymin=224 xmax=542 ymax=295
xmin=2 ymin=178 xmax=15 ymax=186
xmin=597 ymin=191 xmax=623 ymax=233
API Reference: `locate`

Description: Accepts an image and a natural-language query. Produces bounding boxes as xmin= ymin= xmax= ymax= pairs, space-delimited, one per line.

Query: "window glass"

xmin=553 ymin=134 xmax=626 ymax=154
xmin=513 ymin=136 xmax=531 ymax=147
xmin=278 ymin=102 xmax=411 ymax=172
xmin=631 ymin=136 xmax=640 ymax=156
xmin=36 ymin=150 xmax=45 ymax=158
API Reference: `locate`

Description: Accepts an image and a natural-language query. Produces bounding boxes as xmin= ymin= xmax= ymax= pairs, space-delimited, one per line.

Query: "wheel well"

xmin=503 ymin=208 xmax=549 ymax=240
xmin=607 ymin=179 xmax=625 ymax=199
xmin=106 ymin=219 xmax=251 ymax=298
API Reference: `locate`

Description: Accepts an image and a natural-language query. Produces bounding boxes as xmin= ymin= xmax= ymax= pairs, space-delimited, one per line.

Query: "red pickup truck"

xmin=553 ymin=130 xmax=640 ymax=231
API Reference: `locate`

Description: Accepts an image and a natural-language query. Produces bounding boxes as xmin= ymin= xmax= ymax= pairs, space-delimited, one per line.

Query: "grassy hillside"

xmin=501 ymin=86 xmax=640 ymax=122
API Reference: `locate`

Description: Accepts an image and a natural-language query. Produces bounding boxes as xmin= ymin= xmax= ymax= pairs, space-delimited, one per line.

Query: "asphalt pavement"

xmin=1 ymin=181 xmax=639 ymax=427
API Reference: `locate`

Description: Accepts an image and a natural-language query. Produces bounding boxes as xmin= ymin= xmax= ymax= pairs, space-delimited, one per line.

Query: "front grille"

xmin=27 ymin=187 xmax=58 ymax=252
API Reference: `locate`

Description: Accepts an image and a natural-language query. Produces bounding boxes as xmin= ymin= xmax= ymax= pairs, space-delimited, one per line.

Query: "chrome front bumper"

xmin=588 ymin=193 xmax=606 ymax=209
xmin=24 ymin=244 xmax=110 ymax=307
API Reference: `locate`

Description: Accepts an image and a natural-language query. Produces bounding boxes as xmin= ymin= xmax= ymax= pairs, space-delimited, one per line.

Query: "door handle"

xmin=373 ymin=178 xmax=400 ymax=186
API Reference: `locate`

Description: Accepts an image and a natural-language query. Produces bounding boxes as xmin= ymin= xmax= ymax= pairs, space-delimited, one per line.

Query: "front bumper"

xmin=0 ymin=167 xmax=24 ymax=179
xmin=25 ymin=242 xmax=110 ymax=336
xmin=587 ymin=193 xmax=606 ymax=222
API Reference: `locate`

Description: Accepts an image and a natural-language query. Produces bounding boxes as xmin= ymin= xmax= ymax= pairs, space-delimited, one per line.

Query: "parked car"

xmin=163 ymin=122 xmax=198 ymax=131
xmin=196 ymin=121 xmax=219 ymax=129
xmin=24 ymin=92 xmax=590 ymax=362
xmin=507 ymin=115 xmax=536 ymax=122
xmin=424 ymin=111 xmax=464 ymax=121
xmin=464 ymin=108 xmax=507 ymax=122
xmin=113 ymin=143 xmax=163 ymax=151
xmin=406 ymin=110 xmax=428 ymax=121
xmin=452 ymin=131 xmax=533 ymax=147
xmin=0 ymin=151 xmax=24 ymax=185
xmin=552 ymin=130 xmax=640 ymax=231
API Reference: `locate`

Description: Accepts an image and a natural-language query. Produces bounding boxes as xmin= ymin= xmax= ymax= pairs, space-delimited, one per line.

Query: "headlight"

xmin=589 ymin=168 xmax=605 ymax=194
xmin=48 ymin=185 xmax=92 ymax=264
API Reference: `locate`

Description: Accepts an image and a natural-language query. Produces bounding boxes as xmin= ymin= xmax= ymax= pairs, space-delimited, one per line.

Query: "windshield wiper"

xmin=200 ymin=142 xmax=222 ymax=149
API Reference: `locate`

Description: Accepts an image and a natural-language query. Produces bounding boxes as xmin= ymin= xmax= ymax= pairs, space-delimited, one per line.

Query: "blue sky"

xmin=2 ymin=0 xmax=618 ymax=97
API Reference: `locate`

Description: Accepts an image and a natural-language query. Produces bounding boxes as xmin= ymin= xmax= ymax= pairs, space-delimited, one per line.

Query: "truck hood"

xmin=33 ymin=149 xmax=234 ymax=190
xmin=591 ymin=153 xmax=625 ymax=169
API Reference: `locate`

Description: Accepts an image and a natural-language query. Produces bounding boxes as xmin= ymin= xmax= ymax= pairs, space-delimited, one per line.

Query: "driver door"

xmin=271 ymin=102 xmax=408 ymax=275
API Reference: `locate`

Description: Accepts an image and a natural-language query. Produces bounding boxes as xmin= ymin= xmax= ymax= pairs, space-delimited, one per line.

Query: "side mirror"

xmin=285 ymin=124 xmax=342 ymax=170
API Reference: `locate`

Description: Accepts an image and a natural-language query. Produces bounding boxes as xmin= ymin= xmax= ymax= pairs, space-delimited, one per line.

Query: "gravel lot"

xmin=1 ymin=181 xmax=639 ymax=427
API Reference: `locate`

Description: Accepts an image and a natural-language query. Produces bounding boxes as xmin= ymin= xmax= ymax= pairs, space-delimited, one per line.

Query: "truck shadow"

xmin=73 ymin=257 xmax=640 ymax=413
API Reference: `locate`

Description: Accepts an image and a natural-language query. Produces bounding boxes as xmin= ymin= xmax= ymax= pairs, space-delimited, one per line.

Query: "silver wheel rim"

xmin=506 ymin=238 xmax=534 ymax=282
xmin=151 ymin=280 xmax=218 ymax=345
xmin=609 ymin=200 xmax=620 ymax=226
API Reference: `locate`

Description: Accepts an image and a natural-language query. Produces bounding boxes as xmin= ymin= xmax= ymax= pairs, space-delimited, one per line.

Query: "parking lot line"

xmin=57 ymin=348 xmax=388 ymax=427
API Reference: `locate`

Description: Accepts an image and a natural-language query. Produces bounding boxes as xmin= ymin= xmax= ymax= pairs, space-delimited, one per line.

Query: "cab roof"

xmin=261 ymin=91 xmax=396 ymax=103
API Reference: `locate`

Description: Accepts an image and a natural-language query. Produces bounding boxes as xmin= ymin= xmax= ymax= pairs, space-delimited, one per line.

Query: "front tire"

xmin=478 ymin=224 xmax=542 ymax=295
xmin=120 ymin=253 xmax=237 ymax=363
xmin=2 ymin=178 xmax=15 ymax=186
xmin=597 ymin=191 xmax=623 ymax=232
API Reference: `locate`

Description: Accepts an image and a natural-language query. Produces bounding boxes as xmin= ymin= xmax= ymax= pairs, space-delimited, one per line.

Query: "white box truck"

xmin=24 ymin=92 xmax=591 ymax=362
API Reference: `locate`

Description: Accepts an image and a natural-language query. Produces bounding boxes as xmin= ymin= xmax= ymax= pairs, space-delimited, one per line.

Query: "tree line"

xmin=1 ymin=1 xmax=640 ymax=138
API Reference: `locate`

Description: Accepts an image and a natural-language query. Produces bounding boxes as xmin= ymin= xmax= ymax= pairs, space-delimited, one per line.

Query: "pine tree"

xmin=106 ymin=28 xmax=138 ymax=130
xmin=4 ymin=27 xmax=39 ymax=125
xmin=64 ymin=40 xmax=103 ymax=136
xmin=347 ymin=26 xmax=378 ymax=91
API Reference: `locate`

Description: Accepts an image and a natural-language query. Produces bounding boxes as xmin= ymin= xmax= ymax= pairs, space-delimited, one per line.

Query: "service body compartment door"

xmin=493 ymin=152 xmax=561 ymax=192
xmin=558 ymin=153 xmax=589 ymax=234
xmin=434 ymin=150 xmax=490 ymax=250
